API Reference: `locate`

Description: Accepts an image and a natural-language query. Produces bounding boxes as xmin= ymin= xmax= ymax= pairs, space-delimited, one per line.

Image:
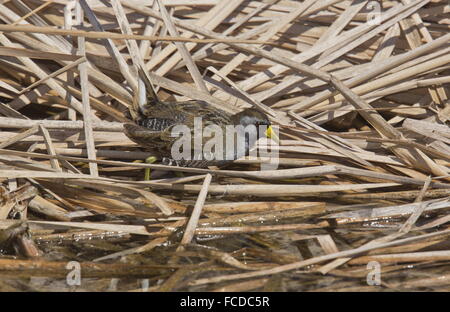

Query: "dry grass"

xmin=0 ymin=0 xmax=449 ymax=292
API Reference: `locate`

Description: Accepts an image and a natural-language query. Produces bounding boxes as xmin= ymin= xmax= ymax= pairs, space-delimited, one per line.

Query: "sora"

xmin=124 ymin=68 xmax=278 ymax=169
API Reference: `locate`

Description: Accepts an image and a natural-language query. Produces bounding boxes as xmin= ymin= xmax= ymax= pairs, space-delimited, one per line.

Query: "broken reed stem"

xmin=18 ymin=56 xmax=87 ymax=94
xmin=76 ymin=3 xmax=98 ymax=177
xmin=178 ymin=173 xmax=212 ymax=249
xmin=0 ymin=258 xmax=175 ymax=278
xmin=399 ymin=176 xmax=432 ymax=233
xmin=0 ymin=24 xmax=281 ymax=45
xmin=0 ymin=117 xmax=123 ymax=131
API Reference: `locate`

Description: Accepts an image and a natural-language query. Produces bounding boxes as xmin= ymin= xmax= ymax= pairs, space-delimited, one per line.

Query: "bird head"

xmin=232 ymin=108 xmax=279 ymax=143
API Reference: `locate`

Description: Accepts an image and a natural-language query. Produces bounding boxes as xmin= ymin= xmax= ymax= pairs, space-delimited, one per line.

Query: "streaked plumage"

xmin=123 ymin=68 xmax=274 ymax=167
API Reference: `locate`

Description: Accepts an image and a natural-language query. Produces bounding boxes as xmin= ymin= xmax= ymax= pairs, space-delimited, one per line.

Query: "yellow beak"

xmin=265 ymin=126 xmax=280 ymax=144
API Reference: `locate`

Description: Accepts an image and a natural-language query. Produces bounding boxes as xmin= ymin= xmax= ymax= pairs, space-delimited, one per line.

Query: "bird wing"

xmin=123 ymin=123 xmax=175 ymax=154
xmin=170 ymin=100 xmax=232 ymax=126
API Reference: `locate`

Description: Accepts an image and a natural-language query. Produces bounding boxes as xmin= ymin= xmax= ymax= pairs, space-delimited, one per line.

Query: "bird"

xmin=123 ymin=67 xmax=278 ymax=169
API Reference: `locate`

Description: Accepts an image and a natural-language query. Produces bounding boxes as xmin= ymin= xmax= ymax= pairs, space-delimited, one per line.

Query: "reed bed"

xmin=0 ymin=0 xmax=448 ymax=291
